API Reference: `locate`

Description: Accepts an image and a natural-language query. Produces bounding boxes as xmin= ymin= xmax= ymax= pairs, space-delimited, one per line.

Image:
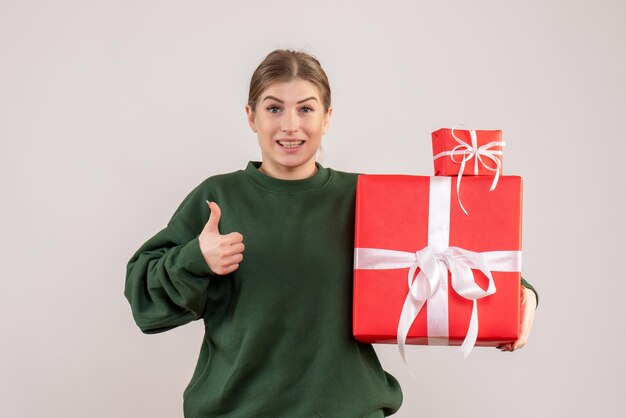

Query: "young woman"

xmin=125 ymin=49 xmax=537 ymax=418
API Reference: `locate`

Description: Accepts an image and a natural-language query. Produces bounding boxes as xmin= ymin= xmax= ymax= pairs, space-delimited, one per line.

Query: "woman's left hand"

xmin=497 ymin=286 xmax=537 ymax=352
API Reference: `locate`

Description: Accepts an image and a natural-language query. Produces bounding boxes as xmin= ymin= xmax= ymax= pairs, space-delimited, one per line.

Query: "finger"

xmin=205 ymin=201 xmax=221 ymax=234
xmin=221 ymin=263 xmax=239 ymax=275
xmin=512 ymin=341 xmax=525 ymax=351
xmin=222 ymin=253 xmax=244 ymax=266
xmin=225 ymin=242 xmax=245 ymax=255
xmin=224 ymin=231 xmax=244 ymax=244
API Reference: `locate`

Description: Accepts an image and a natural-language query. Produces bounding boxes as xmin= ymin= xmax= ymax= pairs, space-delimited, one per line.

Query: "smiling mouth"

xmin=276 ymin=140 xmax=305 ymax=148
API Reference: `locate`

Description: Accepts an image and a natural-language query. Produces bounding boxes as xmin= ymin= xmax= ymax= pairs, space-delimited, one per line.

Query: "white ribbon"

xmin=353 ymin=177 xmax=521 ymax=363
xmin=433 ymin=126 xmax=505 ymax=215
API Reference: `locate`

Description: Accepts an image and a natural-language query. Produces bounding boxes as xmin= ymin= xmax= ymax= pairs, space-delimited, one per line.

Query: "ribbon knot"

xmin=396 ymin=245 xmax=498 ymax=363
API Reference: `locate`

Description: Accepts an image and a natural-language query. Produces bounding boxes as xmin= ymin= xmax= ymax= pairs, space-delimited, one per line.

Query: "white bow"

xmin=433 ymin=126 xmax=505 ymax=215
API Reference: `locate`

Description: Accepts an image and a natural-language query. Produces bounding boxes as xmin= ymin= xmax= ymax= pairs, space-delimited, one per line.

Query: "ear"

xmin=323 ymin=106 xmax=333 ymax=135
xmin=245 ymin=104 xmax=257 ymax=133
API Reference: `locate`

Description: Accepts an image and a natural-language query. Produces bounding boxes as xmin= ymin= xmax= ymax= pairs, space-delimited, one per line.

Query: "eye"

xmin=266 ymin=105 xmax=281 ymax=113
xmin=300 ymin=106 xmax=314 ymax=113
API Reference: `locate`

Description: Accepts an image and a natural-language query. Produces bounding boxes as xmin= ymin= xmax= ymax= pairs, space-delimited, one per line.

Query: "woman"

xmin=125 ymin=49 xmax=537 ymax=418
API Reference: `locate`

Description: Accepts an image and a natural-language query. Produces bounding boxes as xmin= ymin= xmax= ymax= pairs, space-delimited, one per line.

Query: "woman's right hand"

xmin=198 ymin=201 xmax=244 ymax=275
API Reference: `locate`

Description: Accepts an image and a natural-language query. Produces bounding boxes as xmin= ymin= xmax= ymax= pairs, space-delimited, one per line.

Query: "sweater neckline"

xmin=244 ymin=161 xmax=331 ymax=193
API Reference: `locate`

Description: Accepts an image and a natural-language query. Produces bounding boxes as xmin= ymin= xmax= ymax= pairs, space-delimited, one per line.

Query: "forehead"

xmin=260 ymin=79 xmax=321 ymax=102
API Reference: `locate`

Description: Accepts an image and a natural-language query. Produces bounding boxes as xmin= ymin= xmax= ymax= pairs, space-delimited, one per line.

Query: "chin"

xmin=281 ymin=156 xmax=316 ymax=169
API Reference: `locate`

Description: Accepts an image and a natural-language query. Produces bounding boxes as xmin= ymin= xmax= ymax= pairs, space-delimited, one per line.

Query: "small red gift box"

xmin=353 ymin=174 xmax=522 ymax=357
xmin=432 ymin=128 xmax=504 ymax=177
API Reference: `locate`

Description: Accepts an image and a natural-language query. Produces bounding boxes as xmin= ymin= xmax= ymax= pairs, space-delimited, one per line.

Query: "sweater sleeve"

xmin=124 ymin=185 xmax=214 ymax=334
xmin=520 ymin=275 xmax=539 ymax=307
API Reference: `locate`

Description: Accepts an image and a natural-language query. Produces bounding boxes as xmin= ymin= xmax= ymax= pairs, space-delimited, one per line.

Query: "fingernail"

xmin=206 ymin=200 xmax=211 ymax=205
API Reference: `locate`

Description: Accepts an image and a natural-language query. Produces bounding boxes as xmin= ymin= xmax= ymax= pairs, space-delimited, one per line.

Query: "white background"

xmin=1 ymin=0 xmax=624 ymax=417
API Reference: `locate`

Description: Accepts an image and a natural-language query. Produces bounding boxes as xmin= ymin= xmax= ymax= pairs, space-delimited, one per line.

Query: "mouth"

xmin=276 ymin=139 xmax=305 ymax=149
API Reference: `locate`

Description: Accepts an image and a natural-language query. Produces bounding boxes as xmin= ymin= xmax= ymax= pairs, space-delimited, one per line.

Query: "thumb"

xmin=205 ymin=200 xmax=221 ymax=234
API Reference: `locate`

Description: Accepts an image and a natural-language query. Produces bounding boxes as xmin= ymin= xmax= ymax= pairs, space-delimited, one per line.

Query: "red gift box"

xmin=353 ymin=174 xmax=522 ymax=357
xmin=432 ymin=128 xmax=504 ymax=177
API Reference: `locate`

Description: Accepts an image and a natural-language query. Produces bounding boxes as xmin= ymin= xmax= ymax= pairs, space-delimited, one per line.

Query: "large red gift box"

xmin=432 ymin=128 xmax=504 ymax=177
xmin=353 ymin=174 xmax=522 ymax=351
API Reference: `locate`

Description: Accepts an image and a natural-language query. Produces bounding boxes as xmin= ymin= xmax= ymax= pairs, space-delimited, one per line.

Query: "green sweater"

xmin=125 ymin=161 xmax=403 ymax=418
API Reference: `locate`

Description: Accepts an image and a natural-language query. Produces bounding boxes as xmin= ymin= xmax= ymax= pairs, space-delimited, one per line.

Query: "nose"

xmin=281 ymin=109 xmax=299 ymax=132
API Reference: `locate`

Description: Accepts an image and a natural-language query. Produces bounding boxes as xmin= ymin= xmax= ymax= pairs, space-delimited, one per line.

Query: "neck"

xmin=259 ymin=162 xmax=318 ymax=180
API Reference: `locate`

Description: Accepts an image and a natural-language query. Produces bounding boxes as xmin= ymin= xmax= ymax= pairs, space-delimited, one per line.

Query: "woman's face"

xmin=245 ymin=78 xmax=332 ymax=180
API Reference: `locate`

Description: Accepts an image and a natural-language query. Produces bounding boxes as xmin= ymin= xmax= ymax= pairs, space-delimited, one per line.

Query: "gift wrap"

xmin=432 ymin=128 xmax=504 ymax=177
xmin=353 ymin=174 xmax=523 ymax=358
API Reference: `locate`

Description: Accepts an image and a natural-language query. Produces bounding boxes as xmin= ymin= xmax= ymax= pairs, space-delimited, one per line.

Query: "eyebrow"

xmin=262 ymin=95 xmax=318 ymax=104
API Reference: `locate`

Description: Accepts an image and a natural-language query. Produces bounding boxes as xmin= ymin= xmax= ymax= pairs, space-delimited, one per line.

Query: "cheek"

xmin=258 ymin=117 xmax=280 ymax=131
xmin=258 ymin=132 xmax=274 ymax=145
xmin=304 ymin=118 xmax=325 ymax=133
xmin=255 ymin=122 xmax=271 ymax=137
xmin=313 ymin=124 xmax=325 ymax=137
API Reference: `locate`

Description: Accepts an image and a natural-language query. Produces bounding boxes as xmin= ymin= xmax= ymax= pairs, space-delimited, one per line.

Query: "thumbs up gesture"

xmin=198 ymin=201 xmax=245 ymax=275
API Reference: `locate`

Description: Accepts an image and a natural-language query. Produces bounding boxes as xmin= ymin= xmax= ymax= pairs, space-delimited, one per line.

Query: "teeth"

xmin=278 ymin=140 xmax=304 ymax=148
